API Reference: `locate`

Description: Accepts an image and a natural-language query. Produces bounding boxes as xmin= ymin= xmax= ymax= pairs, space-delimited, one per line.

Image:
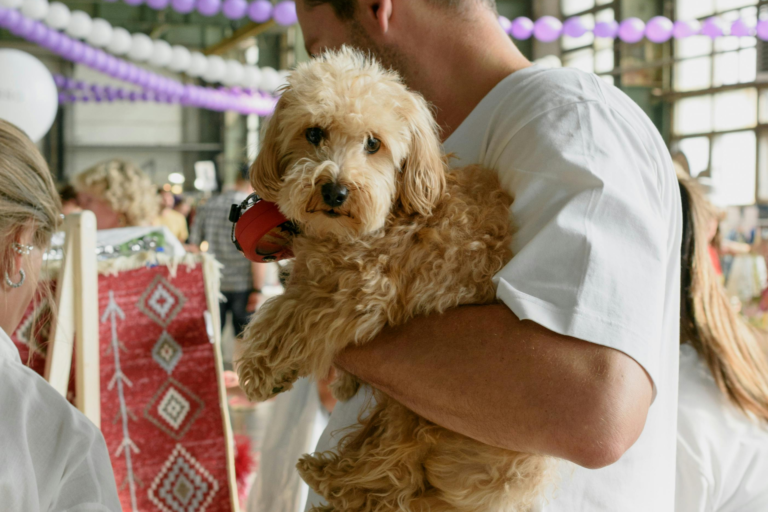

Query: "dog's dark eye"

xmin=306 ymin=127 xmax=324 ymax=146
xmin=365 ymin=137 xmax=381 ymax=154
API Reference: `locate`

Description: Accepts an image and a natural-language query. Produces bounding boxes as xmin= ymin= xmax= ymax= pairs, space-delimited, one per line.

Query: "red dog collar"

xmin=229 ymin=194 xmax=297 ymax=262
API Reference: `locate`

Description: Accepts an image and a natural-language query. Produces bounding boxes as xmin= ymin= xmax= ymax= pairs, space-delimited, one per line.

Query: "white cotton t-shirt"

xmin=676 ymin=344 xmax=768 ymax=512
xmin=0 ymin=327 xmax=121 ymax=512
xmin=306 ymin=65 xmax=681 ymax=512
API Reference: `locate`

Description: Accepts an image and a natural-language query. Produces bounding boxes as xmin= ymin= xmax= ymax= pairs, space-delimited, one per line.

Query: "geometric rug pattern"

xmin=98 ymin=264 xmax=233 ymax=512
xmin=10 ymin=263 xmax=235 ymax=512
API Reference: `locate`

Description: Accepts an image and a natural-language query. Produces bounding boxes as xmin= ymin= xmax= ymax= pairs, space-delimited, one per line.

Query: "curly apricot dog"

xmin=237 ymin=47 xmax=556 ymax=512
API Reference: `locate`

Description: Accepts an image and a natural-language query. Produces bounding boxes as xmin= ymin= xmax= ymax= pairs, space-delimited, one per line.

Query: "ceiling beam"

xmin=203 ymin=20 xmax=275 ymax=55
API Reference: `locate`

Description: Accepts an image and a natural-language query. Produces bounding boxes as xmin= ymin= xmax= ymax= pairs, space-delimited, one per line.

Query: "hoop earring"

xmin=4 ymin=269 xmax=25 ymax=289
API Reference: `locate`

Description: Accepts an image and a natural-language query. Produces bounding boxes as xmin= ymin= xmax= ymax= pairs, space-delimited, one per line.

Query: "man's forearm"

xmin=336 ymin=304 xmax=652 ymax=469
xmin=251 ymin=262 xmax=266 ymax=290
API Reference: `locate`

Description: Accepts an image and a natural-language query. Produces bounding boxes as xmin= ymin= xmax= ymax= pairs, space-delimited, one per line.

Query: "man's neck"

xmin=400 ymin=10 xmax=531 ymax=141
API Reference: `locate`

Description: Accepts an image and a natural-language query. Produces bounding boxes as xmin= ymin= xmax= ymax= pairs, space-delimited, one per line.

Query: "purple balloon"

xmin=533 ymin=16 xmax=562 ymax=43
xmin=54 ymin=75 xmax=66 ymax=88
xmin=645 ymin=16 xmax=673 ymax=43
xmin=2 ymin=9 xmax=21 ymax=30
xmin=618 ymin=17 xmax=645 ymax=44
xmin=757 ymin=20 xmax=768 ymax=41
xmin=731 ymin=18 xmax=755 ymax=37
xmin=92 ymin=50 xmax=108 ymax=71
xmin=223 ymin=0 xmax=247 ymax=19
xmin=273 ymin=1 xmax=296 ymax=26
xmin=128 ymin=91 xmax=138 ymax=102
xmin=248 ymin=0 xmax=272 ymax=22
xmin=81 ymin=47 xmax=97 ymax=66
xmin=197 ymin=0 xmax=221 ymax=17
xmin=68 ymin=40 xmax=85 ymax=62
xmin=510 ymin=16 xmax=534 ymax=40
xmin=56 ymin=35 xmax=74 ymax=56
xmin=0 ymin=7 xmax=8 ymax=25
xmin=28 ymin=22 xmax=46 ymax=43
xmin=11 ymin=17 xmax=35 ymax=38
xmin=673 ymin=19 xmax=701 ymax=39
xmin=594 ymin=19 xmax=618 ymax=39
xmin=147 ymin=0 xmax=170 ymax=9
xmin=171 ymin=0 xmax=195 ymax=13
xmin=563 ymin=16 xmax=588 ymax=38
xmin=701 ymin=16 xmax=726 ymax=39
xmin=58 ymin=92 xmax=69 ymax=103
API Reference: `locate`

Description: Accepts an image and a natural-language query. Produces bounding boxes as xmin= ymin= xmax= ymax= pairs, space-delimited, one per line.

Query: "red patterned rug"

xmin=12 ymin=257 xmax=237 ymax=512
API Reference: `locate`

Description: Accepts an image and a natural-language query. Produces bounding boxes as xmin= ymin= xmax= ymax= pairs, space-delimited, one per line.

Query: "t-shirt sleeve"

xmin=488 ymin=98 xmax=672 ymax=396
xmin=50 ymin=421 xmax=122 ymax=512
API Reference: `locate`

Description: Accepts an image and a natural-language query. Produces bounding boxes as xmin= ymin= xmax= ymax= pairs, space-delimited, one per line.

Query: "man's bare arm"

xmin=336 ymin=304 xmax=653 ymax=469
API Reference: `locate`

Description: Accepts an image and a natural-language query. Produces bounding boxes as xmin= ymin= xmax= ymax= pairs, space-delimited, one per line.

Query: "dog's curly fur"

xmin=237 ymin=47 xmax=556 ymax=511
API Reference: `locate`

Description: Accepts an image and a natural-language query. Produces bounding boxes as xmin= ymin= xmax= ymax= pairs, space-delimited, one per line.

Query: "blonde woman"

xmin=0 ymin=120 xmax=120 ymax=510
xmin=677 ymin=174 xmax=768 ymax=511
xmin=73 ymin=159 xmax=159 ymax=229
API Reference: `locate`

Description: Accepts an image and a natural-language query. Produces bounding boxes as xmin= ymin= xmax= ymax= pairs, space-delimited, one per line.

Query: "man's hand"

xmin=335 ymin=304 xmax=653 ymax=469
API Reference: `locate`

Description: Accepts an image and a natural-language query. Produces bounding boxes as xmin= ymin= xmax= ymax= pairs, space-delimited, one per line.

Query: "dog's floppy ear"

xmin=399 ymin=94 xmax=446 ymax=216
xmin=250 ymin=96 xmax=288 ymax=202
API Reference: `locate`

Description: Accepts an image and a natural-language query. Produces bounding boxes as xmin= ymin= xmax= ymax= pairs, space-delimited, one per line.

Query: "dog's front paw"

xmin=237 ymin=354 xmax=300 ymax=402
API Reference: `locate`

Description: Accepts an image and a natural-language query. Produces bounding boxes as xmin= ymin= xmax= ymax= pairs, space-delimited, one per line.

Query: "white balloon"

xmin=149 ymin=40 xmax=173 ymax=67
xmin=44 ymin=1 xmax=70 ymax=29
xmin=0 ymin=49 xmax=58 ymax=143
xmin=86 ymin=18 xmax=113 ymax=47
xmin=21 ymin=0 xmax=49 ymax=21
xmin=259 ymin=66 xmax=280 ymax=93
xmin=65 ymin=10 xmax=92 ymax=39
xmin=202 ymin=55 xmax=226 ymax=83
xmin=107 ymin=27 xmax=132 ymax=55
xmin=242 ymin=65 xmax=261 ymax=89
xmin=222 ymin=60 xmax=244 ymax=86
xmin=0 ymin=0 xmax=22 ymax=10
xmin=168 ymin=45 xmax=191 ymax=72
xmin=186 ymin=52 xmax=208 ymax=77
xmin=128 ymin=33 xmax=153 ymax=62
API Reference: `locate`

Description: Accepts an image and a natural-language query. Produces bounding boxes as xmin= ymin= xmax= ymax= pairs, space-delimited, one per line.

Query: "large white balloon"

xmin=168 ymin=45 xmax=191 ymax=72
xmin=128 ymin=33 xmax=153 ymax=62
xmin=0 ymin=0 xmax=22 ymax=10
xmin=202 ymin=55 xmax=226 ymax=83
xmin=86 ymin=18 xmax=113 ymax=47
xmin=44 ymin=1 xmax=70 ymax=29
xmin=21 ymin=0 xmax=49 ymax=21
xmin=186 ymin=52 xmax=208 ymax=77
xmin=242 ymin=65 xmax=261 ymax=89
xmin=149 ymin=40 xmax=173 ymax=67
xmin=0 ymin=50 xmax=58 ymax=143
xmin=107 ymin=27 xmax=132 ymax=55
xmin=65 ymin=10 xmax=92 ymax=39
xmin=222 ymin=60 xmax=244 ymax=86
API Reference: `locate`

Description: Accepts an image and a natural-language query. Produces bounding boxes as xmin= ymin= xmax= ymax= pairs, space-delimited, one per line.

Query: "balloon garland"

xmin=0 ymin=0 xmax=290 ymax=91
xmin=497 ymin=14 xmax=765 ymax=42
xmin=0 ymin=6 xmax=277 ymax=115
xmin=100 ymin=0 xmax=297 ymax=25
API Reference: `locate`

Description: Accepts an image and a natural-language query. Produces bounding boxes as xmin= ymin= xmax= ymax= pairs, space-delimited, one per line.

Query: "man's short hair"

xmin=305 ymin=0 xmax=496 ymax=21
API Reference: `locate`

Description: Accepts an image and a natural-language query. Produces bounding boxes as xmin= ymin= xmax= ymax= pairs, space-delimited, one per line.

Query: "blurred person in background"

xmin=189 ymin=166 xmax=266 ymax=344
xmin=73 ymin=159 xmax=159 ymax=230
xmin=0 ymin=119 xmax=121 ymax=511
xmin=58 ymin=184 xmax=81 ymax=216
xmin=677 ymin=173 xmax=768 ymax=511
xmin=157 ymin=188 xmax=189 ymax=242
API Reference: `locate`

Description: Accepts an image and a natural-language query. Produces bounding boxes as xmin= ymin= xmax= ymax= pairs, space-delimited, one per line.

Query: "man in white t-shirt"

xmin=295 ymin=1 xmax=682 ymax=511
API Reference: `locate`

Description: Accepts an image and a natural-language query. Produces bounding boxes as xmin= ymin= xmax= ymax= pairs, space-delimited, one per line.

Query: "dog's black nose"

xmin=321 ymin=182 xmax=349 ymax=208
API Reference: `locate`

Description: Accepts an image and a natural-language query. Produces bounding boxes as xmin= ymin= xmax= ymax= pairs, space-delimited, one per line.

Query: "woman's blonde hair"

xmin=73 ymin=159 xmax=159 ymax=227
xmin=679 ymin=173 xmax=768 ymax=422
xmin=0 ymin=119 xmax=61 ymax=276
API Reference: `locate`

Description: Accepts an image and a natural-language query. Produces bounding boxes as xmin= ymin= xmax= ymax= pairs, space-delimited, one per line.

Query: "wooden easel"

xmin=44 ymin=211 xmax=100 ymax=428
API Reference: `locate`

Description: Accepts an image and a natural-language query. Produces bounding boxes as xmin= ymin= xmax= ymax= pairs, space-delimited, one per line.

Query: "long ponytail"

xmin=679 ymin=174 xmax=768 ymax=422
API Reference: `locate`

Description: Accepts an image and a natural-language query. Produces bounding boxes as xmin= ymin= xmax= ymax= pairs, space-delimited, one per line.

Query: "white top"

xmin=307 ymin=66 xmax=682 ymax=512
xmin=676 ymin=344 xmax=768 ymax=512
xmin=0 ymin=326 xmax=121 ymax=512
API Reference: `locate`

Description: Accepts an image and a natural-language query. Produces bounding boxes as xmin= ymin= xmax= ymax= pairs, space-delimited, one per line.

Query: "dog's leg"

xmin=297 ymin=395 xmax=433 ymax=512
